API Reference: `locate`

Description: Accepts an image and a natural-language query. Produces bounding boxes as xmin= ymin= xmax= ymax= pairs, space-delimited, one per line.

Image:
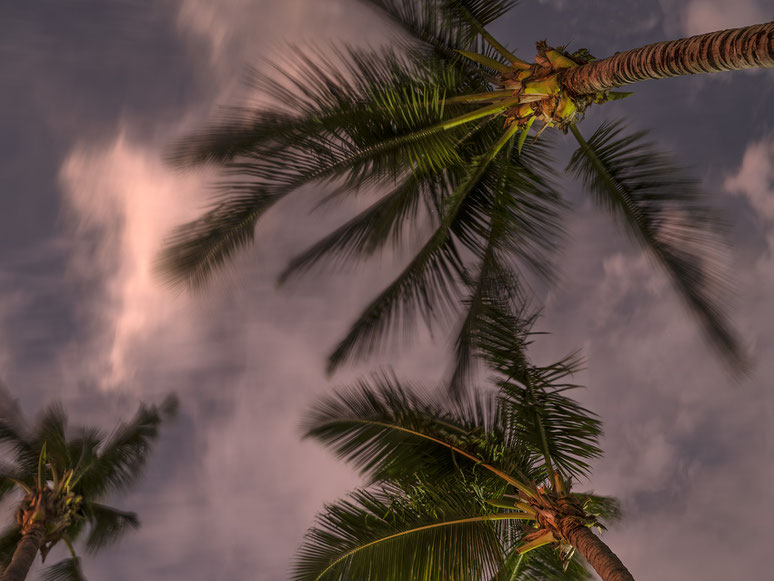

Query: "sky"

xmin=0 ymin=0 xmax=773 ymax=579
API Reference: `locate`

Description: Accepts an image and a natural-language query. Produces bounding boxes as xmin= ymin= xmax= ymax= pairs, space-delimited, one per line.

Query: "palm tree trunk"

xmin=0 ymin=525 xmax=44 ymax=581
xmin=563 ymin=21 xmax=773 ymax=95
xmin=558 ymin=517 xmax=634 ymax=581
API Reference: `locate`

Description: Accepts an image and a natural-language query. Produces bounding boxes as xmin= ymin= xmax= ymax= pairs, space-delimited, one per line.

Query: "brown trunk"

xmin=563 ymin=21 xmax=774 ymax=94
xmin=0 ymin=525 xmax=44 ymax=581
xmin=559 ymin=517 xmax=635 ymax=581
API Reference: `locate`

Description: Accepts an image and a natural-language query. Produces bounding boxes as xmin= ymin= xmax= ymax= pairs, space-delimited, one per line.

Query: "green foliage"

xmin=159 ymin=0 xmax=742 ymax=388
xmin=0 ymin=395 xmax=176 ymax=580
xmin=568 ymin=122 xmax=743 ymax=371
xmin=299 ymin=322 xmax=615 ymax=580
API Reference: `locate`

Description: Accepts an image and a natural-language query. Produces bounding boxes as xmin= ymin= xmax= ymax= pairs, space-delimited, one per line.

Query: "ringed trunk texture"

xmin=559 ymin=517 xmax=635 ymax=581
xmin=0 ymin=525 xmax=44 ymax=581
xmin=563 ymin=21 xmax=774 ymax=94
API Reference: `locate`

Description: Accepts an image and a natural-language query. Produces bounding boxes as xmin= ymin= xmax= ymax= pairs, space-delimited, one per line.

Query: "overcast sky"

xmin=0 ymin=1 xmax=773 ymax=579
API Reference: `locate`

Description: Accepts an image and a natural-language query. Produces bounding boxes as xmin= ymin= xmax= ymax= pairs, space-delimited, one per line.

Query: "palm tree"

xmin=159 ymin=0 xmax=771 ymax=390
xmin=296 ymin=314 xmax=633 ymax=580
xmin=0 ymin=395 xmax=177 ymax=581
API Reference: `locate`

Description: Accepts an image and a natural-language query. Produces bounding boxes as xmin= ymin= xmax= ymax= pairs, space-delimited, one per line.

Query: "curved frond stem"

xmin=569 ymin=121 xmax=745 ymax=372
xmin=333 ymin=418 xmax=533 ymax=497
xmin=449 ymin=0 xmax=529 ymax=68
xmin=312 ymin=512 xmax=532 ymax=581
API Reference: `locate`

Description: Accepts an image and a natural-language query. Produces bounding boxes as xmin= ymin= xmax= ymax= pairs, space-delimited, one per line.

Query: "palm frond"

xmin=513 ymin=545 xmax=592 ymax=580
xmin=279 ymin=173 xmax=433 ymax=283
xmin=357 ymin=0 xmax=481 ymax=60
xmin=495 ymin=352 xmax=603 ymax=481
xmin=41 ymin=558 xmax=87 ymax=581
xmin=326 ymin=122 xmax=523 ymax=372
xmin=0 ymin=526 xmax=21 ymax=569
xmin=293 ymin=483 xmax=512 ymax=581
xmin=0 ymin=416 xmax=34 ymax=471
xmin=303 ymin=372 xmax=534 ymax=492
xmin=575 ymin=492 xmax=622 ymax=523
xmin=35 ymin=404 xmax=73 ymax=473
xmin=82 ymin=502 xmax=139 ymax=552
xmin=448 ymin=136 xmax=563 ymax=396
xmin=568 ymin=121 xmax=745 ymax=371
xmin=159 ymin=44 xmax=518 ymax=290
xmin=155 ymin=199 xmax=261 ymax=290
xmin=77 ymin=395 xmax=176 ymax=498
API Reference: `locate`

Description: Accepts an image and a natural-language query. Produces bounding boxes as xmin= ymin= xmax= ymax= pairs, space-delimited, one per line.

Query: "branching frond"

xmin=326 ymin=122 xmax=527 ymax=372
xmin=568 ymin=121 xmax=745 ymax=371
xmin=76 ymin=395 xmax=177 ymax=498
xmin=293 ymin=483 xmax=512 ymax=581
xmin=496 ymin=352 xmax=602 ymax=481
xmin=303 ymin=372 xmax=534 ymax=491
xmin=0 ymin=526 xmax=21 ymax=570
xmin=41 ymin=558 xmax=87 ymax=581
xmin=278 ymin=172 xmax=439 ymax=284
xmin=82 ymin=502 xmax=139 ymax=552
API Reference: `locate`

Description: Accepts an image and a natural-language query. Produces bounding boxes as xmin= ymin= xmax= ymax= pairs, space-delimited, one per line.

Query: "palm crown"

xmin=0 ymin=395 xmax=177 ymax=581
xmin=159 ymin=0 xmax=759 ymax=391
xmin=295 ymin=314 xmax=630 ymax=580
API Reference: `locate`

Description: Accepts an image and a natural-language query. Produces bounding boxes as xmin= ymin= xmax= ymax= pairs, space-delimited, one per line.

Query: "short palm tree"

xmin=159 ymin=0 xmax=772 ymax=389
xmin=0 ymin=395 xmax=177 ymax=581
xmin=297 ymin=313 xmax=633 ymax=581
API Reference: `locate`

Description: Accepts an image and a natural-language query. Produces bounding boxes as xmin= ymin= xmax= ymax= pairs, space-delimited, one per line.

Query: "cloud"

xmin=725 ymin=137 xmax=774 ymax=221
xmin=681 ymin=0 xmax=768 ymax=36
xmin=58 ymin=132 xmax=212 ymax=390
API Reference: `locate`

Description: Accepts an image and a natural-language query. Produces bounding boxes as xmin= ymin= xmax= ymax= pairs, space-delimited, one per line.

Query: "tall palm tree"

xmin=0 ymin=395 xmax=177 ymax=581
xmin=159 ymin=0 xmax=772 ymax=390
xmin=297 ymin=314 xmax=633 ymax=580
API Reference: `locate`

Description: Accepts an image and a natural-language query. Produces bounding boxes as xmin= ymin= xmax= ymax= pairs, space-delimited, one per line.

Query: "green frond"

xmin=449 ymin=249 xmax=528 ymax=396
xmin=76 ymin=396 xmax=176 ymax=498
xmin=444 ymin=0 xmax=519 ymax=28
xmin=575 ymin=492 xmax=622 ymax=523
xmin=496 ymin=352 xmax=603 ymax=480
xmin=279 ymin=173 xmax=433 ymax=284
xmin=568 ymin=121 xmax=745 ymax=372
xmin=159 ymin=44 xmax=518 ymax=290
xmin=448 ymin=135 xmax=563 ymax=396
xmin=510 ymin=545 xmax=592 ymax=581
xmin=326 ymin=123 xmax=523 ymax=372
xmin=155 ymin=199 xmax=261 ymax=291
xmin=303 ymin=372 xmax=534 ymax=493
xmin=0 ymin=526 xmax=22 ymax=569
xmin=41 ymin=558 xmax=87 ymax=581
xmin=82 ymin=502 xmax=139 ymax=552
xmin=357 ymin=0 xmax=481 ymax=60
xmin=293 ymin=484 xmax=511 ymax=581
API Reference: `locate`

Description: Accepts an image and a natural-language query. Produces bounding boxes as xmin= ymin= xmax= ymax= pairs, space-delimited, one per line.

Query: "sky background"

xmin=0 ymin=0 xmax=773 ymax=579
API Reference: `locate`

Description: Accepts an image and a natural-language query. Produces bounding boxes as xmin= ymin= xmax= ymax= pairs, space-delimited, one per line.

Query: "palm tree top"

xmin=296 ymin=319 xmax=631 ymax=580
xmin=158 ymin=0 xmax=764 ymax=389
xmin=0 ymin=395 xmax=177 ymax=581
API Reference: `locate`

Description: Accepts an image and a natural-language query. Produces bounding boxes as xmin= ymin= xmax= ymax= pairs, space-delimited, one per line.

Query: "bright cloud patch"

xmin=681 ymin=0 xmax=768 ymax=36
xmin=725 ymin=138 xmax=774 ymax=220
xmin=59 ymin=133 xmax=210 ymax=389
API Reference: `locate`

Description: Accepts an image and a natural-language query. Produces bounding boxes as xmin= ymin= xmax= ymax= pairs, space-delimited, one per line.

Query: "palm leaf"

xmin=326 ymin=122 xmax=523 ymax=372
xmin=303 ymin=372 xmax=535 ymax=494
xmin=76 ymin=396 xmax=176 ymax=497
xmin=496 ymin=352 xmax=602 ymax=481
xmin=0 ymin=526 xmax=22 ymax=569
xmin=510 ymin=545 xmax=592 ymax=580
xmin=41 ymin=558 xmax=87 ymax=581
xmin=448 ymin=136 xmax=562 ymax=395
xmin=568 ymin=121 xmax=745 ymax=371
xmin=278 ymin=172 xmax=434 ymax=283
xmin=82 ymin=502 xmax=139 ymax=552
xmin=293 ymin=483 xmax=515 ymax=581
